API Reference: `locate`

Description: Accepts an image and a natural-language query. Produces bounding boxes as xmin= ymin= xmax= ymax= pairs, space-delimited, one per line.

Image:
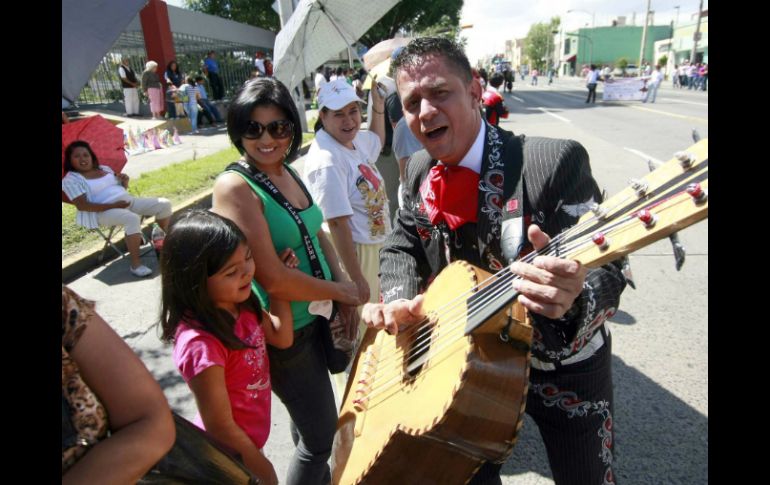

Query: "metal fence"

xmin=76 ymin=30 xmax=269 ymax=106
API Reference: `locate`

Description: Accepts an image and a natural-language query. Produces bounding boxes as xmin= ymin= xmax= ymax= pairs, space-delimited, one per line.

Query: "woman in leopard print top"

xmin=62 ymin=286 xmax=175 ymax=482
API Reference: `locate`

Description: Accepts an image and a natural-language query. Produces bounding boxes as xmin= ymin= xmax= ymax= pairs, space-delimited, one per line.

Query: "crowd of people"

xmin=64 ymin=34 xmax=715 ymax=485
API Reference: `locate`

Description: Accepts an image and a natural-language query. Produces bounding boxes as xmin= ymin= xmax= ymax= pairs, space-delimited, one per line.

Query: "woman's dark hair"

xmin=392 ymin=37 xmax=472 ymax=85
xmin=313 ymin=107 xmax=329 ymax=133
xmin=159 ymin=209 xmax=262 ymax=350
xmin=166 ymin=60 xmax=179 ymax=73
xmin=64 ymin=140 xmax=99 ymax=172
xmin=227 ymin=77 xmax=303 ymax=162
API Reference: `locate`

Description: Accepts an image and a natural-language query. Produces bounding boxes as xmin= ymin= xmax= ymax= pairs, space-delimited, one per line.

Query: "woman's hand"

xmin=352 ymin=275 xmax=370 ymax=305
xmin=112 ymin=200 xmax=131 ymax=209
xmin=336 ymin=280 xmax=363 ymax=306
xmin=370 ymin=74 xmax=385 ymax=107
xmin=117 ymin=173 xmax=129 ymax=188
xmin=278 ymin=248 xmax=299 ymax=268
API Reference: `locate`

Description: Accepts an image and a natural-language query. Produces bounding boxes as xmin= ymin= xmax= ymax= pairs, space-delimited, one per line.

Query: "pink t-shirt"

xmin=173 ymin=309 xmax=271 ymax=449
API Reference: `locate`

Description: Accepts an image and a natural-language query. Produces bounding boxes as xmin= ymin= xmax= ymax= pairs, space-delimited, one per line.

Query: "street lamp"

xmin=567 ymin=9 xmax=595 ymax=28
xmin=563 ymin=9 xmax=595 ymax=75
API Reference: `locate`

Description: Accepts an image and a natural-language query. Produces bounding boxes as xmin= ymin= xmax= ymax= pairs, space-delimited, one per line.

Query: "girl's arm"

xmin=63 ymin=310 xmax=175 ymax=484
xmin=261 ymin=298 xmax=293 ymax=349
xmin=188 ymin=367 xmax=278 ymax=485
xmin=212 ymin=173 xmax=360 ymax=305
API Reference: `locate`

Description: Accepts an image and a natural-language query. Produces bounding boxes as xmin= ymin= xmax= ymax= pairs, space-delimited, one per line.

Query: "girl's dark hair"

xmin=159 ymin=209 xmax=262 ymax=350
xmin=186 ymin=76 xmax=196 ymax=85
xmin=64 ymin=140 xmax=99 ymax=172
xmin=227 ymin=77 xmax=303 ymax=162
xmin=392 ymin=37 xmax=473 ymax=85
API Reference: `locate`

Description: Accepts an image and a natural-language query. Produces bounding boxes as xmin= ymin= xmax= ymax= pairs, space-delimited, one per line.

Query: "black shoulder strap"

xmin=225 ymin=161 xmax=326 ymax=280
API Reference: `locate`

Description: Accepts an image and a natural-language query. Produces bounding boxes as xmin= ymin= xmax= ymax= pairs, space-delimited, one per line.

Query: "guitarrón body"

xmin=332 ymin=139 xmax=708 ymax=485
xmin=333 ymin=261 xmax=532 ymax=485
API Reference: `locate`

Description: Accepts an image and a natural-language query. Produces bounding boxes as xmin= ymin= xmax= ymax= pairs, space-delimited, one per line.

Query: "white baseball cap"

xmin=318 ymin=79 xmax=365 ymax=110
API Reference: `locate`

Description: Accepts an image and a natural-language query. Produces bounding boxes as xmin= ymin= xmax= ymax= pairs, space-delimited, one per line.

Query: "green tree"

xmin=359 ymin=0 xmax=464 ymax=46
xmin=185 ymin=0 xmax=280 ymax=31
xmin=524 ymin=16 xmax=560 ymax=72
xmin=186 ymin=0 xmax=464 ymax=48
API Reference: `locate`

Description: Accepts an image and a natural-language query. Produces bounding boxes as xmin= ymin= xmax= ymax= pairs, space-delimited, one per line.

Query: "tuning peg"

xmin=620 ymin=256 xmax=636 ymax=290
xmin=674 ymin=151 xmax=695 ymax=169
xmin=592 ymin=232 xmax=609 ymax=250
xmin=637 ymin=209 xmax=657 ymax=227
xmin=647 ymin=159 xmax=663 ymax=172
xmin=590 ymin=202 xmax=609 ymax=219
xmin=692 ymin=129 xmax=701 ymax=142
xmin=669 ymin=232 xmax=686 ymax=271
xmin=686 ymin=183 xmax=708 ymax=204
xmin=629 ymin=178 xmax=649 ymax=196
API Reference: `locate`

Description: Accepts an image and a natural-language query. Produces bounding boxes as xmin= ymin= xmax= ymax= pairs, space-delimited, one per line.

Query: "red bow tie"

xmin=419 ymin=164 xmax=479 ymax=230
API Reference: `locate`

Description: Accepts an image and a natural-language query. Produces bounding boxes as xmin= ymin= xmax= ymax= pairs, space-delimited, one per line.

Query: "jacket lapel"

xmin=475 ymin=122 xmax=507 ymax=270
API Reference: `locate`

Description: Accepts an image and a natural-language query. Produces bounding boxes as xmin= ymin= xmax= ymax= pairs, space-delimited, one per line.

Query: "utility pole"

xmin=690 ymin=0 xmax=704 ymax=63
xmin=277 ymin=0 xmax=308 ymax=132
xmin=638 ymin=0 xmax=651 ymax=72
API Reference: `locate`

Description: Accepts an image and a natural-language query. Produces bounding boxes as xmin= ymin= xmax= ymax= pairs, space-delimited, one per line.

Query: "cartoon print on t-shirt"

xmin=356 ymin=163 xmax=388 ymax=237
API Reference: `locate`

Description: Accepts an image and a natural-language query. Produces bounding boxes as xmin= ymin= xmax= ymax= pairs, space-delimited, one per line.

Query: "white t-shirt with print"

xmin=304 ymin=129 xmax=391 ymax=244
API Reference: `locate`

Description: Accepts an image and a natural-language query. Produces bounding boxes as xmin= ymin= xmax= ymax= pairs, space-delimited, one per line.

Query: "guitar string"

xmin=364 ymin=184 xmax=650 ymax=372
xmin=369 ymin=180 xmax=706 ymax=384
xmin=362 ymin=193 xmax=703 ymax=403
xmin=368 ymin=164 xmax=707 ymax=365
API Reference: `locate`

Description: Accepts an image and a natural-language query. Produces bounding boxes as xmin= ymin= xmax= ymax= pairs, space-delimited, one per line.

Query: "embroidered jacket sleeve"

xmin=379 ymin=155 xmax=432 ymax=303
xmin=526 ymin=139 xmax=626 ymax=356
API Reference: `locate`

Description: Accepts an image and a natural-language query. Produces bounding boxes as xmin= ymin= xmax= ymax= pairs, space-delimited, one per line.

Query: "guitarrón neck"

xmin=465 ymin=268 xmax=519 ymax=335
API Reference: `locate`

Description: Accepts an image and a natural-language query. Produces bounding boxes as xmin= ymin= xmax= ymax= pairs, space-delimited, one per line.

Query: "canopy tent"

xmin=62 ymin=0 xmax=148 ymax=106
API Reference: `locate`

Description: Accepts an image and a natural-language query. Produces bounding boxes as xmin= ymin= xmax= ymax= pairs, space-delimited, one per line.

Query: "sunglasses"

xmin=243 ymin=120 xmax=294 ymax=140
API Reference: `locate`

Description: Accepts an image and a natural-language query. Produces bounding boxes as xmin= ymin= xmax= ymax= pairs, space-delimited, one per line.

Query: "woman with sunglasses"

xmin=211 ymin=77 xmax=361 ymax=485
xmin=302 ymin=78 xmax=388 ymax=358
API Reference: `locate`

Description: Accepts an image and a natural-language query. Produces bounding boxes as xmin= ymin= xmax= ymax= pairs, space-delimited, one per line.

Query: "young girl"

xmin=159 ymin=209 xmax=293 ymax=485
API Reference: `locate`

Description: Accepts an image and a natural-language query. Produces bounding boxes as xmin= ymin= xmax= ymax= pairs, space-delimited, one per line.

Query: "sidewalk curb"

xmin=61 ymin=142 xmax=312 ymax=284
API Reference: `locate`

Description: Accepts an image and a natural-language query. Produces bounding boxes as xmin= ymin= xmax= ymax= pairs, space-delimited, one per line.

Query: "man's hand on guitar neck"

xmin=362 ymin=295 xmax=425 ymax=336
xmin=509 ymin=224 xmax=587 ymax=320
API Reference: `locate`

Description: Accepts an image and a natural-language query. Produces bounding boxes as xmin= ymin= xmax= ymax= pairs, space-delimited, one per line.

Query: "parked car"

xmin=612 ymin=64 xmax=639 ymax=77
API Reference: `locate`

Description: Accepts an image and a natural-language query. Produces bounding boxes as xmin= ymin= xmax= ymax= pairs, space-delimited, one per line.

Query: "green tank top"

xmin=225 ymin=164 xmax=333 ymax=330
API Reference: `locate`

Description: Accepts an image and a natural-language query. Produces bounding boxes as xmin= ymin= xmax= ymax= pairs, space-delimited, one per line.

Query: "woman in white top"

xmin=303 ymin=78 xmax=388 ymax=341
xmin=62 ymin=140 xmax=172 ymax=277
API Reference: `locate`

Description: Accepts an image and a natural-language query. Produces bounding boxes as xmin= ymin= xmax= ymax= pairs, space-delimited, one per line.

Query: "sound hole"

xmin=405 ymin=319 xmax=435 ymax=379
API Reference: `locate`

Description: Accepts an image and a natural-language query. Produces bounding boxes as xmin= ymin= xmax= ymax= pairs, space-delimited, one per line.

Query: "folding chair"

xmin=63 ymin=196 xmax=150 ymax=263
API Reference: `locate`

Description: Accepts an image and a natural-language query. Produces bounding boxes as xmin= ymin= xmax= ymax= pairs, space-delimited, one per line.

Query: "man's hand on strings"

xmin=508 ymin=224 xmax=587 ymax=319
xmin=362 ymin=295 xmax=425 ymax=336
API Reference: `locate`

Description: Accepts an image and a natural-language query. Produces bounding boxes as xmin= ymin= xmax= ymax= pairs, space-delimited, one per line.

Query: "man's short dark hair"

xmin=385 ymin=92 xmax=403 ymax=123
xmin=391 ymin=37 xmax=472 ymax=84
xmin=490 ymin=72 xmax=504 ymax=88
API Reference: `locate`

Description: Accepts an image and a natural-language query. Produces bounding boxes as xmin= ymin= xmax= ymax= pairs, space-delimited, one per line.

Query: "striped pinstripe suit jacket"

xmin=380 ymin=122 xmax=626 ymax=364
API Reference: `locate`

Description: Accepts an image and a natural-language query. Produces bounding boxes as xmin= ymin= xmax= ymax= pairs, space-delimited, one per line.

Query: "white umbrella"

xmin=362 ymin=37 xmax=411 ymax=71
xmin=273 ymin=0 xmax=401 ymax=92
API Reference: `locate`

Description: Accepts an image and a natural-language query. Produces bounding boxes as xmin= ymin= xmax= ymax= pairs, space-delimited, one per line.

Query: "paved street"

xmin=66 ymin=77 xmax=707 ymax=484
